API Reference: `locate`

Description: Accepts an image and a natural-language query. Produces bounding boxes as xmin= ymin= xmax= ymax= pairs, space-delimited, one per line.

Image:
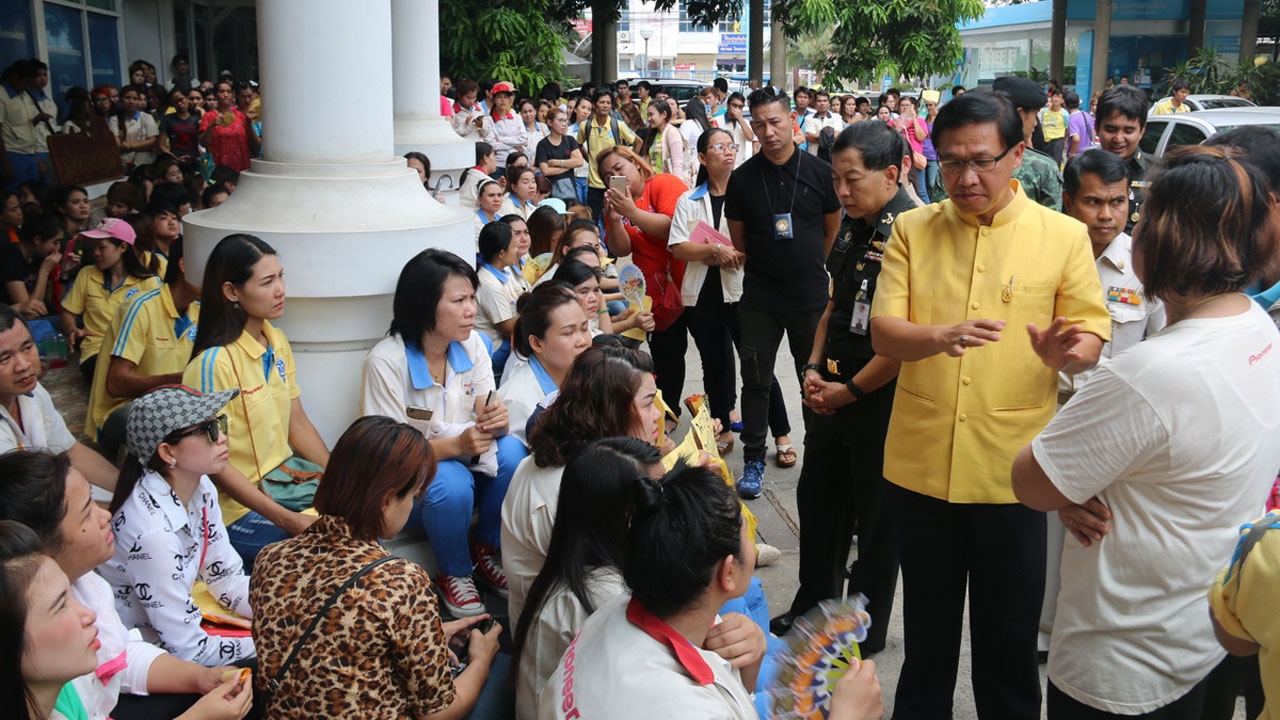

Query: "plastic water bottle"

xmin=48 ymin=333 xmax=68 ymax=369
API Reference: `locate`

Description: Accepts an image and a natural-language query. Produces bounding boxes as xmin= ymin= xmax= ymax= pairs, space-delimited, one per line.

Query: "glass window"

xmin=1165 ymin=122 xmax=1206 ymax=150
xmin=1139 ymin=120 xmax=1166 ymax=155
xmin=0 ymin=0 xmax=36 ymax=71
xmin=679 ymin=0 xmax=713 ymax=32
xmin=44 ymin=3 xmax=88 ymax=109
xmin=86 ymin=0 xmax=116 ymax=10
xmin=87 ymin=13 xmax=120 ymax=90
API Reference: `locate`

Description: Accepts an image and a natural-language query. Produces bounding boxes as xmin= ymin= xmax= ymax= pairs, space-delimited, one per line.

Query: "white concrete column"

xmin=391 ymin=0 xmax=473 ymax=202
xmin=183 ymin=0 xmax=472 ymax=445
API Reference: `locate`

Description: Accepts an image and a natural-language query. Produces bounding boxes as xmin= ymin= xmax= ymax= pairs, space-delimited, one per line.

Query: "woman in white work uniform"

xmin=537 ymin=463 xmax=883 ymax=720
xmin=496 ymin=282 xmax=590 ymax=446
xmin=475 ymin=221 xmax=525 ymax=373
xmin=360 ymin=248 xmax=528 ymax=619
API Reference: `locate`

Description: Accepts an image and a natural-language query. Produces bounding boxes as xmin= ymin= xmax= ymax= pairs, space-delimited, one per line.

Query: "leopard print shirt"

xmin=250 ymin=515 xmax=456 ymax=718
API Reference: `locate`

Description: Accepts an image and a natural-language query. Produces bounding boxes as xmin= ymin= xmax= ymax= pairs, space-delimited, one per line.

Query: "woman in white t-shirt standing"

xmin=1013 ymin=147 xmax=1280 ymax=718
xmin=645 ymin=98 xmax=684 ymax=180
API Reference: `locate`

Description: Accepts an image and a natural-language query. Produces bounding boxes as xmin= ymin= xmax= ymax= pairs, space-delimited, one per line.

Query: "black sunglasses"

xmin=171 ymin=415 xmax=229 ymax=444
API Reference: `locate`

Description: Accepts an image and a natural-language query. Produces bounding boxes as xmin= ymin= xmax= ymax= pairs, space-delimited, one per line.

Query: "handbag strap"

xmin=264 ymin=554 xmax=398 ymax=696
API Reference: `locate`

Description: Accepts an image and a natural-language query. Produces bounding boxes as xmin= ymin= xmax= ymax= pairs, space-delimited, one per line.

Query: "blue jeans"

xmin=466 ymin=651 xmax=515 ymax=719
xmin=227 ymin=510 xmax=291 ymax=574
xmin=925 ymin=160 xmax=943 ymax=202
xmin=575 ymin=177 xmax=588 ymax=205
xmin=409 ymin=435 xmax=527 ymax=576
xmin=719 ymin=575 xmax=770 ymax=632
xmin=5 ymin=152 xmax=40 ymax=192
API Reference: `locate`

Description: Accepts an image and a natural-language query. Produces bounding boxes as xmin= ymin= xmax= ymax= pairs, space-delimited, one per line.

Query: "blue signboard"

xmin=719 ymin=32 xmax=747 ymax=54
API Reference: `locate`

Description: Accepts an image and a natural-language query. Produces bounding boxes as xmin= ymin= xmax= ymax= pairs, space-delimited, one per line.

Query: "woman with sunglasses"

xmin=98 ymin=385 xmax=256 ymax=667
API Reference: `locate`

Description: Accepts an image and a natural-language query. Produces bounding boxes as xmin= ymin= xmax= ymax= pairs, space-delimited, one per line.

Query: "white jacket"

xmin=669 ymin=183 xmax=744 ymax=305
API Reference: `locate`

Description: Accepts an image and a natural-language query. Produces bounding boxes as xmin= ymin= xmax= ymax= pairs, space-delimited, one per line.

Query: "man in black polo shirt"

xmin=725 ymin=86 xmax=841 ymax=499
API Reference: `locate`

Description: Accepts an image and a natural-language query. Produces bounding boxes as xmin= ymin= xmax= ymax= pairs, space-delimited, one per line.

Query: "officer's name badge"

xmin=1107 ymin=286 xmax=1143 ymax=306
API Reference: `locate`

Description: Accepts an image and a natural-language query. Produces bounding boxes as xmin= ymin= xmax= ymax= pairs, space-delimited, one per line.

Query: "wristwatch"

xmin=846 ymin=379 xmax=866 ymax=401
xmin=801 ymin=363 xmax=823 ymax=375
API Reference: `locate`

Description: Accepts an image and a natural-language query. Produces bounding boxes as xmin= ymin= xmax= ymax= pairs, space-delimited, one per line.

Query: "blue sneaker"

xmin=736 ymin=460 xmax=765 ymax=499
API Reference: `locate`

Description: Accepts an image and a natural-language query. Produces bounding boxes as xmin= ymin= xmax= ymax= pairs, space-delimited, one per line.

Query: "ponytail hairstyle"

xmin=114 ymin=215 xmax=158 ymax=280
xmin=527 ymin=345 xmax=653 ymax=467
xmin=190 ymin=234 xmax=278 ymax=359
xmin=0 ymin=521 xmax=48 ymax=720
xmin=694 ymin=127 xmax=734 ymax=189
xmin=512 ymin=282 xmax=579 ymax=358
xmin=526 ymin=205 xmax=565 ymax=257
xmin=477 ymin=221 xmax=515 ymax=267
xmin=551 ymin=258 xmax=602 ymax=287
xmin=512 ymin=437 xmax=661 ymax=663
xmin=625 ymin=463 xmax=744 ymax=617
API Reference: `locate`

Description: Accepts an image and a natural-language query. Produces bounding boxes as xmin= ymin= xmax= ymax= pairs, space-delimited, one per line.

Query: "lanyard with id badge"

xmin=761 ymin=152 xmax=803 ymax=240
xmin=851 ymin=279 xmax=871 ymax=335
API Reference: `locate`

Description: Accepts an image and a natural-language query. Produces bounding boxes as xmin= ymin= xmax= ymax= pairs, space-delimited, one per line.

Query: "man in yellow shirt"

xmin=1153 ymin=78 xmax=1192 ymax=115
xmin=577 ymin=90 xmax=637 ymax=223
xmin=869 ymin=91 xmax=1110 ymax=719
xmin=87 ymin=238 xmax=200 ymax=461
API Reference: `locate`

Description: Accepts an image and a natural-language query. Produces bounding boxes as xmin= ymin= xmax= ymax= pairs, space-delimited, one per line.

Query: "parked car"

xmin=1147 ymin=94 xmax=1257 ymax=115
xmin=1139 ymin=107 xmax=1280 ymax=158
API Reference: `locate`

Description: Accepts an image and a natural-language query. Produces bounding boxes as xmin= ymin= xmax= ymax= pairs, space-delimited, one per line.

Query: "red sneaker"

xmin=435 ymin=574 xmax=484 ymax=617
xmin=470 ymin=541 xmax=508 ymax=598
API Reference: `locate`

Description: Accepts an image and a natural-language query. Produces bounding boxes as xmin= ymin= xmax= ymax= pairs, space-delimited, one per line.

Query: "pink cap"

xmin=491 ymin=81 xmax=515 ymax=95
xmin=81 ymin=218 xmax=137 ymax=246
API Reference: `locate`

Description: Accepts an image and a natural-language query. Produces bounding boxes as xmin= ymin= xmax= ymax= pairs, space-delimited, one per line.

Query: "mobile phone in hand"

xmin=476 ymin=617 xmax=497 ymax=634
xmin=609 ymin=175 xmax=628 ymax=193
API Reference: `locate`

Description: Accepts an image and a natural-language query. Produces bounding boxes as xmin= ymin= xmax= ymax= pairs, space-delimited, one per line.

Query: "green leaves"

xmin=441 ymin=0 xmax=568 ymax=92
xmin=775 ymin=0 xmax=984 ymax=85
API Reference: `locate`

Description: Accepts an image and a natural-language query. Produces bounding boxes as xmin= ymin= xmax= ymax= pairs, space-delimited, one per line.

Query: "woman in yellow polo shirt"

xmin=60 ymin=217 xmax=160 ymax=381
xmin=183 ymin=233 xmax=330 ymax=571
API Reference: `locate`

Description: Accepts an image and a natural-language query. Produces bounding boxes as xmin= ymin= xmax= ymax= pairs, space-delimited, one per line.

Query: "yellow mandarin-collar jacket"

xmin=871 ymin=181 xmax=1111 ymax=504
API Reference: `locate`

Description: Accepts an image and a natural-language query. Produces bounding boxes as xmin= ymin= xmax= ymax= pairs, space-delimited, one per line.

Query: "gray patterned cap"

xmin=126 ymin=385 xmax=240 ymax=462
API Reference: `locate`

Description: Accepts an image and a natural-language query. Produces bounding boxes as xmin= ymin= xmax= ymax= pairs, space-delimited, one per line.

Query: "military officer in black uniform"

xmin=770 ymin=121 xmax=909 ymax=654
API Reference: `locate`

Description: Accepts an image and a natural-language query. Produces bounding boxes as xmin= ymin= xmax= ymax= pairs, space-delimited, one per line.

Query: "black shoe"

xmin=770 ymin=612 xmax=797 ymax=636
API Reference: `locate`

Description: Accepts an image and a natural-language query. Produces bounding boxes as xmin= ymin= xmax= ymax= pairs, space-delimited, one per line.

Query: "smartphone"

xmin=476 ymin=618 xmax=497 ymax=634
xmin=609 ymin=175 xmax=628 ymax=193
xmin=406 ymin=406 xmax=433 ymax=421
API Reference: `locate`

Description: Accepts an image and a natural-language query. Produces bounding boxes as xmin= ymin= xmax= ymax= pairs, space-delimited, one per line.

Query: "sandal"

xmin=775 ymin=441 xmax=798 ymax=468
xmin=716 ymin=432 xmax=735 ymax=456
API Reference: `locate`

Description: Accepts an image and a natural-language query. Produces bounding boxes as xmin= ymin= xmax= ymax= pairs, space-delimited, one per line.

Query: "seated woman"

xmin=0 ymin=451 xmax=253 ymax=720
xmin=183 ymin=234 xmax=330 ymax=571
xmin=475 ymin=222 xmax=523 ymax=370
xmin=472 ymin=178 xmax=505 ymax=244
xmin=360 ymin=249 xmax=527 ymax=618
xmin=251 ymin=416 xmax=507 ymax=720
xmin=512 ymin=437 xmax=661 ymax=720
xmin=497 ymin=165 xmax=539 ymax=221
xmin=552 ymin=258 xmax=653 ymax=338
xmin=538 ymin=464 xmax=882 ymax=720
xmin=0 ymin=521 xmax=227 ymax=720
xmin=525 ymin=205 xmax=565 ymax=259
xmin=496 ymin=283 xmax=591 ymax=445
xmin=98 ymin=385 xmax=254 ymax=667
xmin=498 ymin=214 xmax=533 ymax=292
xmin=500 ymin=345 xmax=660 ymax=624
xmin=60 ymin=218 xmax=161 ymax=381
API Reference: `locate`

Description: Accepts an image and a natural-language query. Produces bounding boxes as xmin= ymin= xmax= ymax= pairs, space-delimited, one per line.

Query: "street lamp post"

xmin=641 ymin=28 xmax=653 ymax=73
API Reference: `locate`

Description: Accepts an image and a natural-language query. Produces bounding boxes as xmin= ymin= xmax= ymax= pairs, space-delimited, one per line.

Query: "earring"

xmin=232 ymin=301 xmax=239 ymax=309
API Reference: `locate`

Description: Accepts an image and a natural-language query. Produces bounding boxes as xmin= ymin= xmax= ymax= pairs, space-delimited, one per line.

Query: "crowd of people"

xmin=4 ymin=53 xmax=1280 ymax=720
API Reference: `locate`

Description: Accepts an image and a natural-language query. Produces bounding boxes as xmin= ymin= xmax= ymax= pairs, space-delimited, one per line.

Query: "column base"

xmin=183 ymin=157 xmax=473 ymax=444
xmin=395 ymin=114 xmax=475 ymax=200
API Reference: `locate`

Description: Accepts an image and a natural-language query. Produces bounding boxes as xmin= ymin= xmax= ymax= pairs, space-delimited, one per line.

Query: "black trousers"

xmin=737 ymin=303 xmax=822 ymax=463
xmin=1047 ymin=677 xmax=1207 ymax=719
xmin=1200 ymin=653 xmax=1264 ymax=720
xmin=687 ymin=274 xmax=791 ymax=437
xmin=889 ymin=483 xmax=1046 ymax=720
xmin=648 ymin=309 xmax=689 ymax=417
xmin=788 ymin=375 xmax=897 ymax=654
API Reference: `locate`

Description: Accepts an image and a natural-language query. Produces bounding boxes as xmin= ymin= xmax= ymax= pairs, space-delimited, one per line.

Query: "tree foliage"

xmin=440 ymin=0 xmax=567 ymax=93
xmin=1163 ymin=47 xmax=1280 ymax=106
xmin=770 ymin=0 xmax=985 ymax=85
